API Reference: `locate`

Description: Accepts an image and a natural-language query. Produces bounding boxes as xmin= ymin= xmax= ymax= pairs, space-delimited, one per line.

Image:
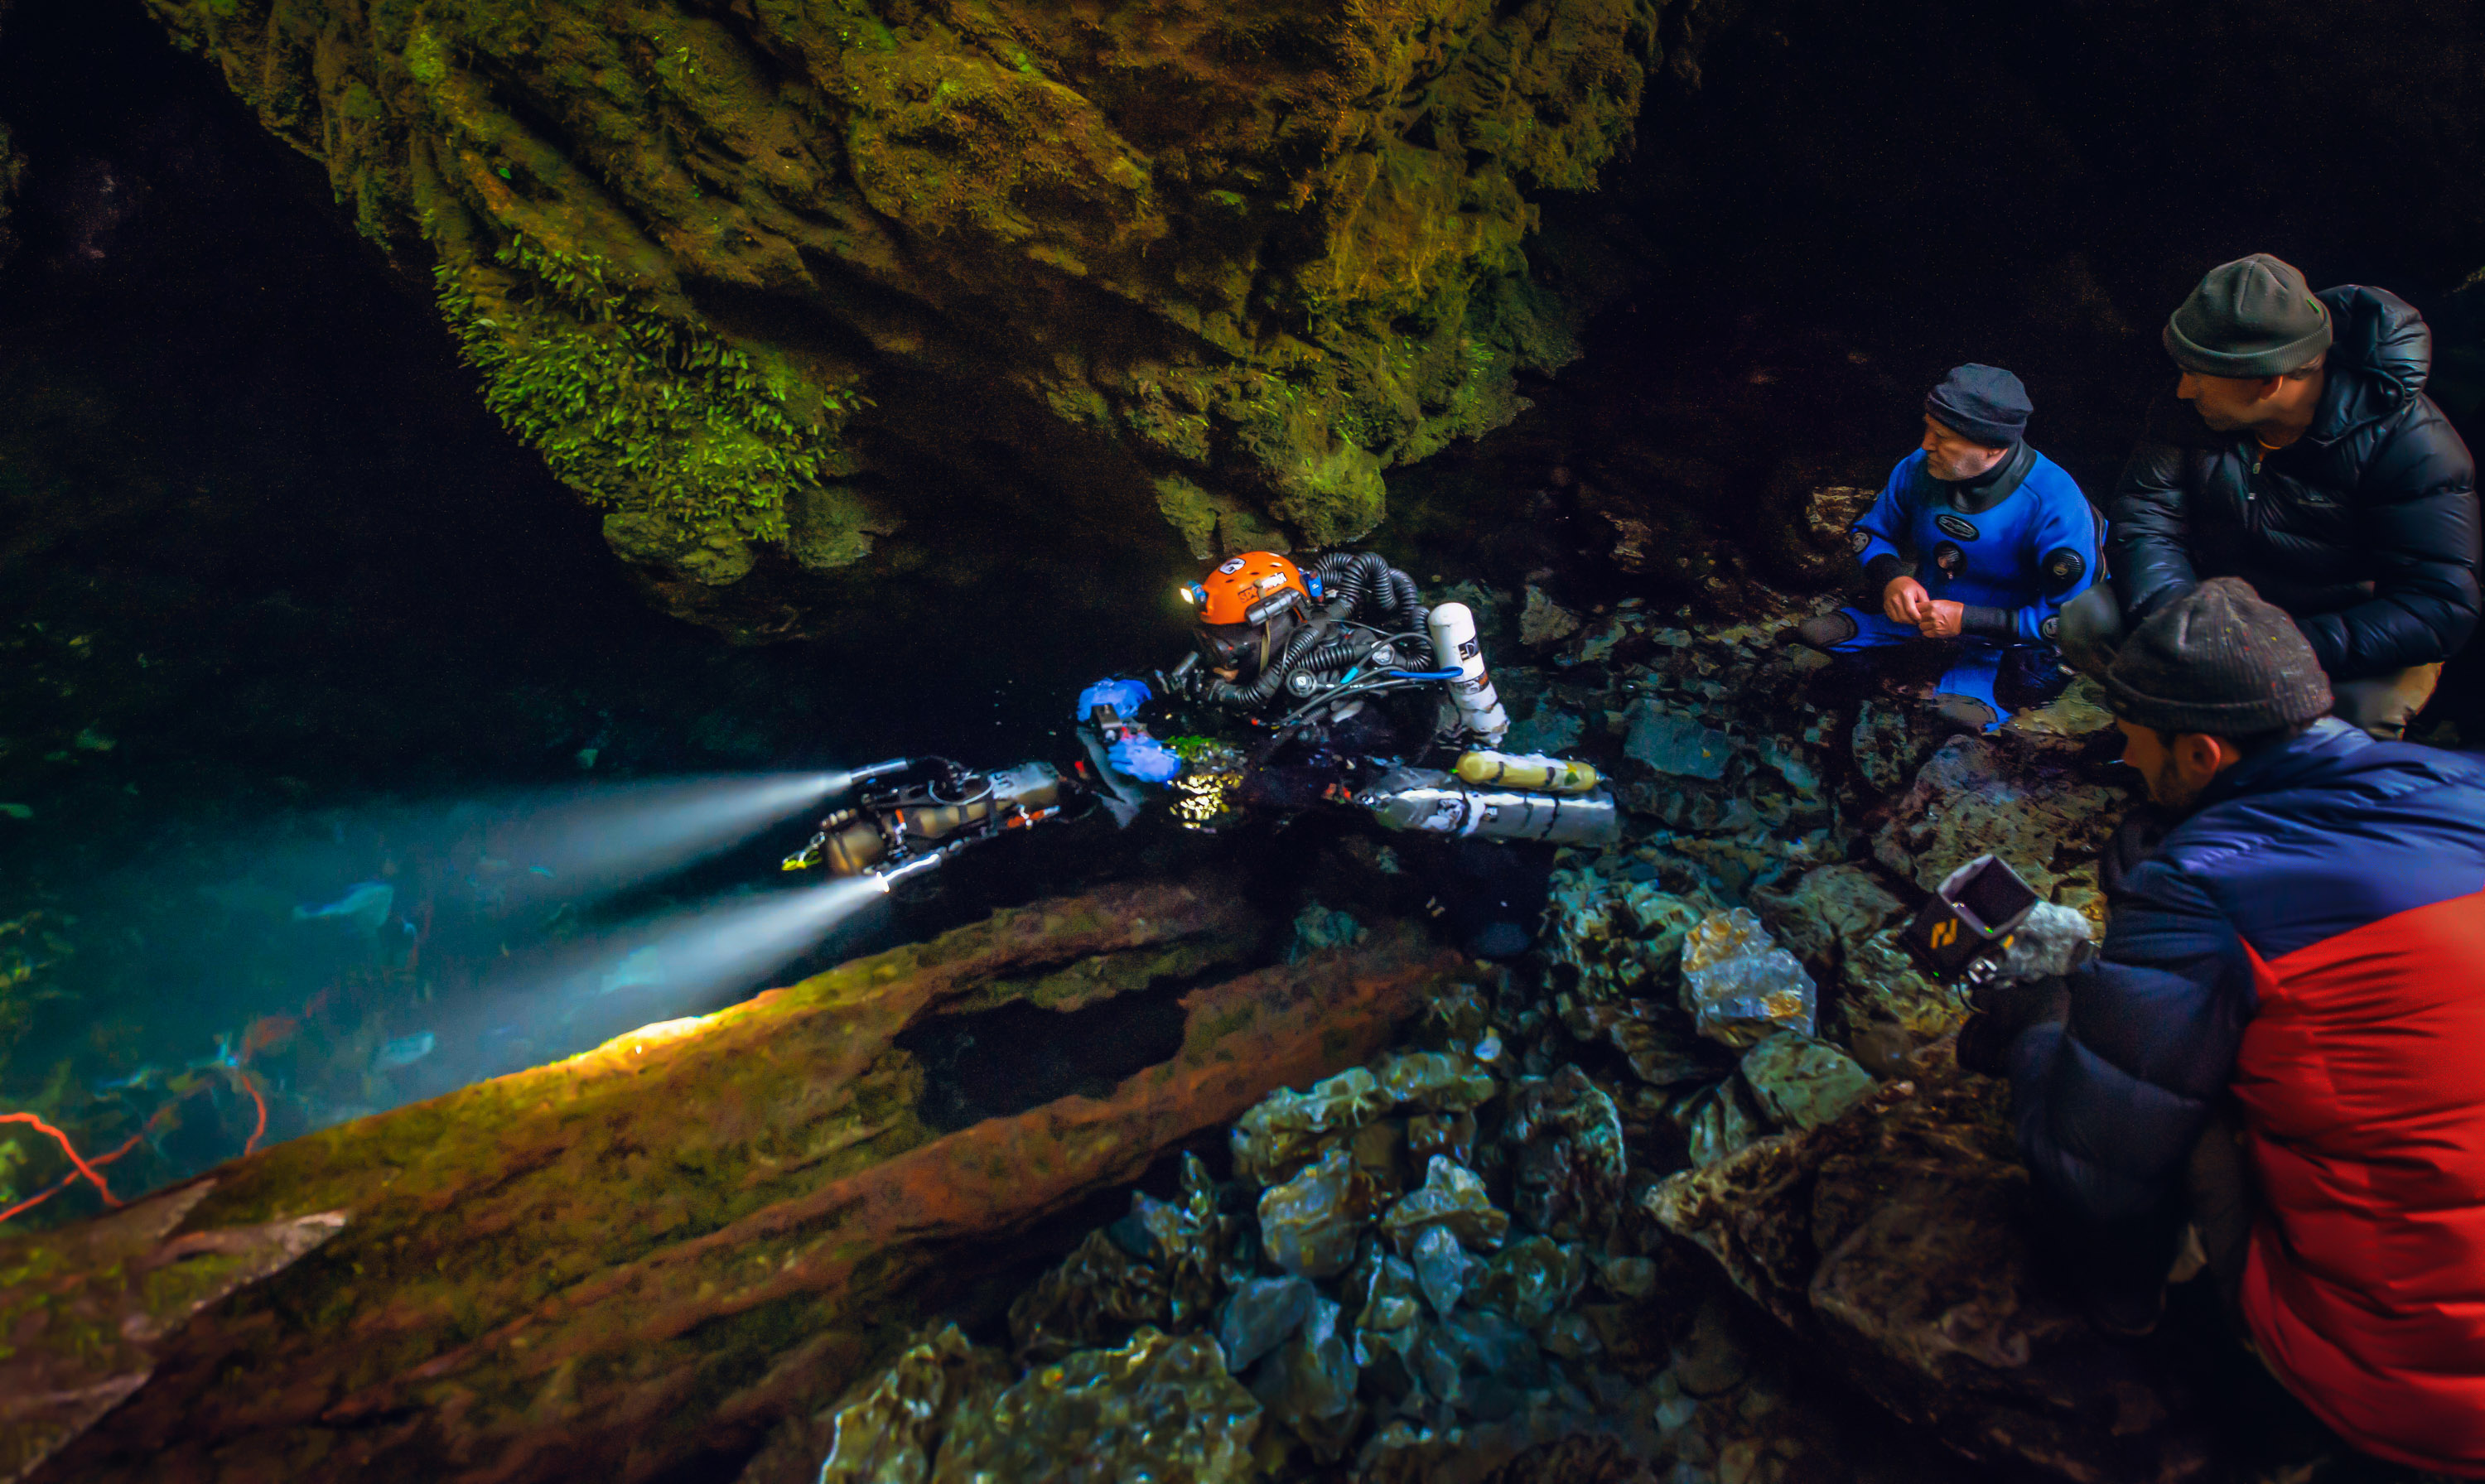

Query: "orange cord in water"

xmin=0 ymin=1130 xmax=143 ymax=1226
xmin=0 ymin=1067 xmax=269 ymax=1227
xmin=0 ymin=1110 xmax=124 ymax=1208
xmin=231 ymin=1067 xmax=269 ymax=1157
xmin=0 ymin=947 xmax=414 ymax=1228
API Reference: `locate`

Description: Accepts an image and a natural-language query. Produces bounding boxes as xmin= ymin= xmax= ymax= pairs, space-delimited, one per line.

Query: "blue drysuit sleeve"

xmin=2001 ymin=471 xmax=2105 ymax=643
xmin=2010 ymin=859 xmax=2256 ymax=1225
xmin=1851 ymin=455 xmax=1919 ymax=570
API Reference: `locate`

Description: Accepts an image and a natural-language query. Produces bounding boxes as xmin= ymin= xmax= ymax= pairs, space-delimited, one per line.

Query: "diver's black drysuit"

xmin=1078 ymin=552 xmax=1557 ymax=960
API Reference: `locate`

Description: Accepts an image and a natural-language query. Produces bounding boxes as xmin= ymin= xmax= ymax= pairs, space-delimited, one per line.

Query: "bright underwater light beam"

xmin=380 ymin=875 xmax=894 ymax=1102
xmin=475 ymin=874 xmax=891 ymax=1019
xmin=478 ymin=772 xmax=852 ymax=905
xmin=579 ymin=876 xmax=891 ymax=1011
xmin=25 ymin=771 xmax=910 ymax=1186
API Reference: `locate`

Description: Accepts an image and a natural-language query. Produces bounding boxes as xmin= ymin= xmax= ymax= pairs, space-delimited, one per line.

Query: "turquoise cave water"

xmin=0 ymin=0 xmax=1201 ymax=1225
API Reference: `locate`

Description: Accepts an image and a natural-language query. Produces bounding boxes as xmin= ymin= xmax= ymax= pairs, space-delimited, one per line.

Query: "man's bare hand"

xmin=1919 ymin=600 xmax=1965 ymax=638
xmin=1882 ymin=576 xmax=1932 ymax=626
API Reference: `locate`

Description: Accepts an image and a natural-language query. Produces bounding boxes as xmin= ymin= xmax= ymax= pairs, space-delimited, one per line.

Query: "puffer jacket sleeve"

xmin=2292 ymin=407 xmax=2483 ymax=677
xmin=2010 ymin=856 xmax=2256 ymax=1224
xmin=2108 ymin=435 xmax=2202 ymax=628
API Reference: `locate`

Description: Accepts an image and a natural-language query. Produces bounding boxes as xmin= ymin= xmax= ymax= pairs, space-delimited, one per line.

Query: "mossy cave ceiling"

xmin=138 ymin=0 xmax=1701 ymax=635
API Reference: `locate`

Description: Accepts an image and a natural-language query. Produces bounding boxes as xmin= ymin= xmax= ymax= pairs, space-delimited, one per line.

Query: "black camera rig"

xmin=780 ymin=757 xmax=1074 ymax=887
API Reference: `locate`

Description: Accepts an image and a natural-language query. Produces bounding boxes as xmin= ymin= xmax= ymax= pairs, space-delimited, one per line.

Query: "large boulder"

xmin=3 ymin=878 xmax=1459 ymax=1483
xmin=141 ymin=0 xmax=1718 ymax=637
xmin=1647 ymin=1064 xmax=2218 ymax=1482
xmin=1871 ymin=735 xmax=2125 ymax=898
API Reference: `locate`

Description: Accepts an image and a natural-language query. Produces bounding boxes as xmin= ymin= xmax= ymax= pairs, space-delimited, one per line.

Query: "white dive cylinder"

xmin=1427 ymin=602 xmax=1510 ymax=744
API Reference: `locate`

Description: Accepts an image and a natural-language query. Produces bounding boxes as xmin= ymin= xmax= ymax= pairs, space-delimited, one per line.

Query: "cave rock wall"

xmin=143 ymin=0 xmax=1701 ymax=633
xmin=0 ymin=0 xmax=20 ymax=267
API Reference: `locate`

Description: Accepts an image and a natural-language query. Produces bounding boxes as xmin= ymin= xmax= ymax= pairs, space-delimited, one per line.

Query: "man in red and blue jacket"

xmin=2001 ymin=576 xmax=2485 ymax=1475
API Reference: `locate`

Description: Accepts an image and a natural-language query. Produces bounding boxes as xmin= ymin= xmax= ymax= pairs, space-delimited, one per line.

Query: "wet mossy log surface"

xmin=139 ymin=0 xmax=1706 ymax=635
xmin=3 ymin=878 xmax=1460 ymax=1483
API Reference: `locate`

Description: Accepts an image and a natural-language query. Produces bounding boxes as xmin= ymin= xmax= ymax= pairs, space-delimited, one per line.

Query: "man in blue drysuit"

xmin=1788 ymin=364 xmax=2104 ymax=729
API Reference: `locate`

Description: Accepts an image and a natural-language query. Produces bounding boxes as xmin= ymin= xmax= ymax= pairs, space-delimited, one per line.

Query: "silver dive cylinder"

xmin=1354 ymin=768 xmax=1619 ymax=846
xmin=1427 ymin=602 xmax=1510 ymax=744
xmin=871 ymin=848 xmax=950 ymax=890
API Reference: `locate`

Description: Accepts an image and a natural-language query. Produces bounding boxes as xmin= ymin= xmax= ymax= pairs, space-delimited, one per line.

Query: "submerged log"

xmin=3 ymin=878 xmax=1460 ymax=1483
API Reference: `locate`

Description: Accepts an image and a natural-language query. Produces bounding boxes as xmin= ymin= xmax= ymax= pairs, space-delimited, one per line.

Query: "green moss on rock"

xmin=435 ymin=235 xmax=862 ymax=552
xmin=144 ymin=0 xmax=1695 ymax=633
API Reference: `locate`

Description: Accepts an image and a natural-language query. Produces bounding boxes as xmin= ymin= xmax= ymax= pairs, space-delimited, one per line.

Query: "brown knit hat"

xmin=2102 ymin=577 xmax=2333 ymax=735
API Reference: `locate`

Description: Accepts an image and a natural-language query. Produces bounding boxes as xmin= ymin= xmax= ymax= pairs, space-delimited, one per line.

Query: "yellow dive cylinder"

xmin=1454 ymin=749 xmax=1600 ymax=794
xmin=823 ymin=801 xmax=990 ymax=876
xmin=818 ymin=819 xmax=891 ymax=875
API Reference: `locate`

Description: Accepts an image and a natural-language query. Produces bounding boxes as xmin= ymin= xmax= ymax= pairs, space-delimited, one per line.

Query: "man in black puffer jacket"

xmin=2058 ymin=253 xmax=2482 ymax=737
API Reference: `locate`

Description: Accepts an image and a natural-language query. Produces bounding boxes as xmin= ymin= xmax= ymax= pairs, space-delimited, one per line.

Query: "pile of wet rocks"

xmin=784 ymin=593 xmax=2135 ymax=1483
xmin=794 ymin=971 xmax=1965 ymax=1484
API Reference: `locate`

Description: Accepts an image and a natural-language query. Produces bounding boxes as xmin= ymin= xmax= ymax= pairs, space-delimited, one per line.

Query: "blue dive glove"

xmin=1075 ymin=677 xmax=1152 ymax=720
xmin=1108 ymin=735 xmax=1183 ymax=783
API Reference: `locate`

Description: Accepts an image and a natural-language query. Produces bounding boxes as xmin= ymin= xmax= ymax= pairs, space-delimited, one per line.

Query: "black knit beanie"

xmin=2102 ymin=577 xmax=2333 ymax=735
xmin=1925 ymin=364 xmax=2032 ymax=447
xmin=2164 ymin=254 xmax=2333 ymax=378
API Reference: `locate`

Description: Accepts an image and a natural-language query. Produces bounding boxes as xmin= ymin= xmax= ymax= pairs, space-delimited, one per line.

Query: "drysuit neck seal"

xmin=1941 ymin=441 xmax=2034 ymax=515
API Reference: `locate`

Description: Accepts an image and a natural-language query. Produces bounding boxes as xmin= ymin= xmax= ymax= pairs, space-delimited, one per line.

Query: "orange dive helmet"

xmin=1180 ymin=552 xmax=1314 ymax=676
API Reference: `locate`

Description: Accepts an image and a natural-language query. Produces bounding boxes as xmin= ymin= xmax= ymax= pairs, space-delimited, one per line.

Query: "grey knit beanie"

xmin=2103 ymin=577 xmax=2333 ymax=735
xmin=2164 ymin=254 xmax=2333 ymax=378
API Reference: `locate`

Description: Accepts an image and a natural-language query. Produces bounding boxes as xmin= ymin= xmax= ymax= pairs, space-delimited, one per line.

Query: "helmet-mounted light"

xmin=1178 ymin=583 xmax=1205 ymax=606
xmin=1242 ymin=587 xmax=1305 ymax=626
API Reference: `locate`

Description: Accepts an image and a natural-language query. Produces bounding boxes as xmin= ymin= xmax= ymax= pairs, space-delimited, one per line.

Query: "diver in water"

xmin=1074 ymin=550 xmax=1615 ymax=959
xmin=779 ymin=550 xmax=1614 ymax=959
xmin=1786 ymin=364 xmax=2102 ymax=730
